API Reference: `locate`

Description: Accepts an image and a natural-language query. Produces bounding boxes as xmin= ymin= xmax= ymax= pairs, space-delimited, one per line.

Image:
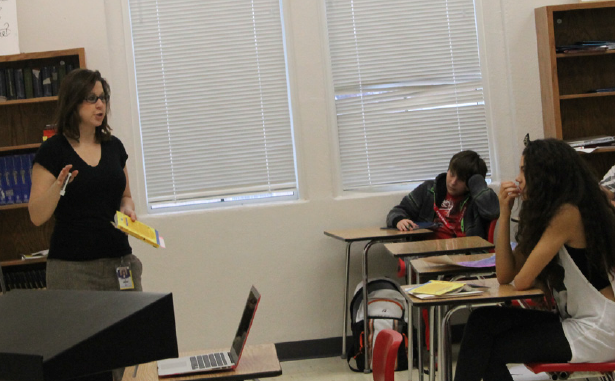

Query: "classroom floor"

xmin=275 ymin=346 xmax=550 ymax=381
xmin=277 ymin=356 xmax=420 ymax=381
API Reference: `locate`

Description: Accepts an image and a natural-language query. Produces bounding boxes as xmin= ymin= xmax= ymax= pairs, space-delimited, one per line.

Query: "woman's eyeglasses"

xmin=83 ymin=94 xmax=109 ymax=104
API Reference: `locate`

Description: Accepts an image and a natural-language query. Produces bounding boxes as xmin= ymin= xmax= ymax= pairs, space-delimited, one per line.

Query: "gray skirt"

xmin=46 ymin=254 xmax=143 ymax=291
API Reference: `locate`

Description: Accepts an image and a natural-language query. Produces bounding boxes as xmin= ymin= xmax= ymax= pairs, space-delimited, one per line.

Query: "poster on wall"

xmin=0 ymin=0 xmax=19 ymax=55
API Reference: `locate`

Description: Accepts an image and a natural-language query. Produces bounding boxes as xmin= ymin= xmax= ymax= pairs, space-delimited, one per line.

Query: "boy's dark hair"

xmin=55 ymin=69 xmax=112 ymax=143
xmin=448 ymin=150 xmax=487 ymax=182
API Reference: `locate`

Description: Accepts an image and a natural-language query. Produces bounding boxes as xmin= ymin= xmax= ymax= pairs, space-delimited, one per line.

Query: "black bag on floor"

xmin=346 ymin=278 xmax=410 ymax=372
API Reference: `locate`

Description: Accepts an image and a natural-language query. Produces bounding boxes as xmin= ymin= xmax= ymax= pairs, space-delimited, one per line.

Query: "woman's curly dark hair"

xmin=516 ymin=138 xmax=615 ymax=280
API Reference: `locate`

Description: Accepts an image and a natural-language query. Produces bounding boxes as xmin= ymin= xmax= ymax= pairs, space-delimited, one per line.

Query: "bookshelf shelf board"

xmin=0 ymin=257 xmax=46 ymax=268
xmin=556 ymin=50 xmax=615 ymax=59
xmin=0 ymin=96 xmax=57 ymax=106
xmin=0 ymin=143 xmax=41 ymax=153
xmin=560 ymin=92 xmax=615 ymax=100
xmin=0 ymin=203 xmax=28 ymax=211
xmin=0 ymin=48 xmax=85 ymax=63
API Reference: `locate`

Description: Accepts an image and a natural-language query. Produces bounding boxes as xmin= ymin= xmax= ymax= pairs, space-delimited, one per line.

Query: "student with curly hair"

xmin=454 ymin=138 xmax=615 ymax=381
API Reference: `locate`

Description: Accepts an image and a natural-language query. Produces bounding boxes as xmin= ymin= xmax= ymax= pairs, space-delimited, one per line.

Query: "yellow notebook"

xmin=407 ymin=280 xmax=464 ymax=296
xmin=114 ymin=211 xmax=166 ymax=248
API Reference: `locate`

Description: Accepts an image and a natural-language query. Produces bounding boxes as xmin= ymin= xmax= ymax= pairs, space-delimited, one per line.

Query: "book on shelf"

xmin=5 ymin=68 xmax=16 ymax=100
xmin=32 ymin=68 xmax=43 ymax=98
xmin=18 ymin=154 xmax=32 ymax=203
xmin=14 ymin=68 xmax=25 ymax=99
xmin=0 ymin=69 xmax=6 ymax=102
xmin=565 ymin=135 xmax=615 ymax=148
xmin=43 ymin=124 xmax=57 ymax=141
xmin=113 ymin=211 xmax=166 ymax=248
xmin=404 ymin=280 xmax=488 ymax=299
xmin=21 ymin=249 xmax=49 ymax=260
xmin=41 ymin=66 xmax=52 ymax=97
xmin=23 ymin=68 xmax=34 ymax=99
xmin=58 ymin=61 xmax=66 ymax=85
xmin=10 ymin=156 xmax=23 ymax=204
xmin=51 ymin=66 xmax=59 ymax=95
xmin=0 ymin=156 xmax=12 ymax=204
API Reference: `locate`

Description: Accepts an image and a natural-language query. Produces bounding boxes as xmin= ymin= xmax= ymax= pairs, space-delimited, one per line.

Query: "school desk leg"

xmin=408 ymin=300 xmax=414 ymax=381
xmin=341 ymin=241 xmax=352 ymax=358
xmin=429 ymin=306 xmax=436 ymax=381
xmin=362 ymin=240 xmax=376 ymax=372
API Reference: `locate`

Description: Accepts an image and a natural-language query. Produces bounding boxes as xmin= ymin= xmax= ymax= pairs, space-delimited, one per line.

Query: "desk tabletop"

xmin=385 ymin=236 xmax=494 ymax=257
xmin=402 ymin=278 xmax=544 ymax=307
xmin=410 ymin=253 xmax=495 ymax=276
xmin=324 ymin=227 xmax=432 ymax=242
xmin=122 ymin=344 xmax=281 ymax=381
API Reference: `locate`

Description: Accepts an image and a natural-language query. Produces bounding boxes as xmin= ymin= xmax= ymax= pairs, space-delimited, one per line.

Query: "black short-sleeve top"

xmin=33 ymin=134 xmax=132 ymax=260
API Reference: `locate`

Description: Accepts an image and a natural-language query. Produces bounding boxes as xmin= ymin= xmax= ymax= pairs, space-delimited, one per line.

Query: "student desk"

xmin=122 ymin=343 xmax=282 ymax=381
xmin=406 ymin=252 xmax=495 ymax=381
xmin=385 ymin=236 xmax=494 ymax=262
xmin=403 ymin=278 xmax=544 ymax=381
xmin=323 ymin=227 xmax=433 ymax=366
xmin=409 ymin=253 xmax=495 ymax=283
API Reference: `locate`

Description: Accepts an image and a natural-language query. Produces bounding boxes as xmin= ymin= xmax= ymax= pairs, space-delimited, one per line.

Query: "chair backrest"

xmin=487 ymin=219 xmax=497 ymax=253
xmin=372 ymin=329 xmax=403 ymax=381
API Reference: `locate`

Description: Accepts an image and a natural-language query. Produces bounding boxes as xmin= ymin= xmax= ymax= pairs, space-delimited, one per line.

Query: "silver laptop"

xmin=157 ymin=286 xmax=261 ymax=377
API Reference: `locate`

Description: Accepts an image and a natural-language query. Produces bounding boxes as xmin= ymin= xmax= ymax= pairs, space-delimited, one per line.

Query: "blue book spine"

xmin=11 ymin=156 xmax=22 ymax=204
xmin=0 ymin=156 xmax=5 ymax=205
xmin=2 ymin=156 xmax=15 ymax=204
xmin=19 ymin=155 xmax=29 ymax=203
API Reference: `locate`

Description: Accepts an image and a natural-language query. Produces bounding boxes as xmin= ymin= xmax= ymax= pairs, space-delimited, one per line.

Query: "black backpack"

xmin=346 ymin=278 xmax=410 ymax=372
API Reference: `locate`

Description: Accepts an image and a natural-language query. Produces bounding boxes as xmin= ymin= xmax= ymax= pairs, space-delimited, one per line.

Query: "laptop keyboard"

xmin=190 ymin=352 xmax=228 ymax=370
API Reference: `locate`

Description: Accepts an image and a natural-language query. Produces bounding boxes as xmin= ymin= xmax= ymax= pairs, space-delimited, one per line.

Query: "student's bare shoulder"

xmin=549 ymin=204 xmax=582 ymax=231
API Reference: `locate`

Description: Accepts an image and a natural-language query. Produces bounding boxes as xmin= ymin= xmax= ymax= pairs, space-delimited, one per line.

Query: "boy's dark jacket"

xmin=386 ymin=172 xmax=500 ymax=238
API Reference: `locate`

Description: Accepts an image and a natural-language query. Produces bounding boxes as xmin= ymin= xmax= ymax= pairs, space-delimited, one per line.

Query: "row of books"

xmin=565 ymin=135 xmax=615 ymax=150
xmin=0 ymin=61 xmax=76 ymax=101
xmin=0 ymin=153 xmax=34 ymax=206
xmin=556 ymin=41 xmax=615 ymax=54
xmin=2 ymin=269 xmax=46 ymax=290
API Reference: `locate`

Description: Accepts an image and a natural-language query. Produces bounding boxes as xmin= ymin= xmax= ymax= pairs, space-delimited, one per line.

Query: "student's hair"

xmin=516 ymin=138 xmax=615 ymax=279
xmin=55 ymin=69 xmax=112 ymax=143
xmin=448 ymin=150 xmax=488 ymax=182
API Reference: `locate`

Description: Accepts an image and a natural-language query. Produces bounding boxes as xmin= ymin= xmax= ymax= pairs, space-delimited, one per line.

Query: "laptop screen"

xmin=229 ymin=286 xmax=261 ymax=363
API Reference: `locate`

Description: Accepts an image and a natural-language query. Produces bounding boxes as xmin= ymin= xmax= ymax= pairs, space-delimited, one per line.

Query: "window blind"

xmin=325 ymin=0 xmax=491 ymax=190
xmin=128 ymin=0 xmax=296 ymax=210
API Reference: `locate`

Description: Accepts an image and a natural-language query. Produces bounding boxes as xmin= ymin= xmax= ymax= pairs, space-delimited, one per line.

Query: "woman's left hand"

xmin=121 ymin=206 xmax=137 ymax=222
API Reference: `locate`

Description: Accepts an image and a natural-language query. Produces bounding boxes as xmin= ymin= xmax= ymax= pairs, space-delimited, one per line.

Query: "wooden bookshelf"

xmin=535 ymin=2 xmax=615 ymax=178
xmin=0 ymin=48 xmax=85 ymax=265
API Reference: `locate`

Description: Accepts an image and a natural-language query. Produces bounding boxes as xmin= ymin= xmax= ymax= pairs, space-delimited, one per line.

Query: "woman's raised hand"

xmin=499 ymin=181 xmax=520 ymax=214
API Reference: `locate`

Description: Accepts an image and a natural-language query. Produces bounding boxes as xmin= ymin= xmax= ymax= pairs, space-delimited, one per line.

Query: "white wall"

xmin=15 ymin=0 xmax=575 ymax=351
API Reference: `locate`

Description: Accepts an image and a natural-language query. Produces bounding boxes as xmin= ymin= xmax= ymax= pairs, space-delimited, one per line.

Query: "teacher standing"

xmin=28 ymin=69 xmax=142 ymax=293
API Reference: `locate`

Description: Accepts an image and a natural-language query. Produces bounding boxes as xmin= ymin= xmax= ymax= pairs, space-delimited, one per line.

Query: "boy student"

xmin=386 ymin=150 xmax=499 ymax=239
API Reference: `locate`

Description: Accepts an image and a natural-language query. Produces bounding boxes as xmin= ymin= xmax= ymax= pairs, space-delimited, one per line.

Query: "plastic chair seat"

xmin=525 ymin=362 xmax=615 ymax=380
xmin=373 ymin=329 xmax=403 ymax=381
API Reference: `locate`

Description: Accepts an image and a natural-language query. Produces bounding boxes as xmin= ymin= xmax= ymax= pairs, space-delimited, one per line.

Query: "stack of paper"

xmin=405 ymin=280 xmax=487 ymax=299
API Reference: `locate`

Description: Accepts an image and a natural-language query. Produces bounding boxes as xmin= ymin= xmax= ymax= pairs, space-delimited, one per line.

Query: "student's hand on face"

xmin=397 ymin=219 xmax=418 ymax=231
xmin=499 ymin=181 xmax=520 ymax=213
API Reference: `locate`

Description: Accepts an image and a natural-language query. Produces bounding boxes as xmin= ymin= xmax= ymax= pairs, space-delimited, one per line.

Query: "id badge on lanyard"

xmin=116 ymin=258 xmax=134 ymax=290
